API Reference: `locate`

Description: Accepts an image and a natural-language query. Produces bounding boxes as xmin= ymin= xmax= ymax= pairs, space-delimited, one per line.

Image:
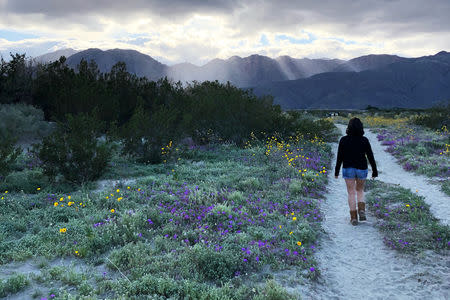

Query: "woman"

xmin=335 ymin=117 xmax=378 ymax=225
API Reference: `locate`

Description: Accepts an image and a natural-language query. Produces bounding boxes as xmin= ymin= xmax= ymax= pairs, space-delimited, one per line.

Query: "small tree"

xmin=0 ymin=129 xmax=21 ymax=178
xmin=34 ymin=113 xmax=111 ymax=184
xmin=120 ymin=104 xmax=178 ymax=164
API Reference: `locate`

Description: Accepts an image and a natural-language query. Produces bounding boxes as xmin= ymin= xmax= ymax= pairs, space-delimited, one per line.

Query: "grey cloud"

xmin=4 ymin=0 xmax=240 ymax=18
xmin=3 ymin=0 xmax=450 ymax=38
xmin=227 ymin=0 xmax=450 ymax=37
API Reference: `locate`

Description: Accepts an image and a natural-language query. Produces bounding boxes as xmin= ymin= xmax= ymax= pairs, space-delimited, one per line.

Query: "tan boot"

xmin=358 ymin=202 xmax=366 ymax=221
xmin=350 ymin=210 xmax=358 ymax=226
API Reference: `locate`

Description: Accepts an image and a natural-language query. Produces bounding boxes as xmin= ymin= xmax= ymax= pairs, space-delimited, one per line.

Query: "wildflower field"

xmin=374 ymin=124 xmax=450 ymax=195
xmin=0 ymin=130 xmax=334 ymax=299
xmin=365 ymin=180 xmax=450 ymax=254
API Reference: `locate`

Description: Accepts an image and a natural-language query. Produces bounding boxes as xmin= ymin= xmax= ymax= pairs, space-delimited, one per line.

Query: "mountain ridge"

xmin=33 ymin=48 xmax=450 ymax=108
xmin=250 ymin=51 xmax=450 ymax=109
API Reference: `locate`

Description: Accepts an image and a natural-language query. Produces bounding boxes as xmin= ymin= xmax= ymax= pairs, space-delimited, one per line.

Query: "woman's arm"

xmin=366 ymin=139 xmax=378 ymax=177
xmin=335 ymin=138 xmax=344 ymax=177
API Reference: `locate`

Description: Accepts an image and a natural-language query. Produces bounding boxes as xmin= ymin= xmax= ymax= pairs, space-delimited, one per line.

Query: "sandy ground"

xmin=290 ymin=124 xmax=450 ymax=300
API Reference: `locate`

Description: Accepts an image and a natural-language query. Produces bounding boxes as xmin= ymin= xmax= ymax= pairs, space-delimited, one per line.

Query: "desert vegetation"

xmin=365 ymin=180 xmax=449 ymax=254
xmin=0 ymin=53 xmax=337 ymax=299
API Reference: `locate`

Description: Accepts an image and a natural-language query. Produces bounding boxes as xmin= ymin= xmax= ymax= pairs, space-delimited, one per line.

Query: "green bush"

xmin=0 ymin=129 xmax=21 ymax=178
xmin=0 ymin=103 xmax=53 ymax=141
xmin=119 ymin=104 xmax=176 ymax=164
xmin=0 ymin=169 xmax=49 ymax=193
xmin=442 ymin=180 xmax=450 ymax=196
xmin=411 ymin=103 xmax=449 ymax=129
xmin=0 ymin=274 xmax=30 ymax=298
xmin=254 ymin=280 xmax=296 ymax=300
xmin=187 ymin=244 xmax=243 ymax=282
xmin=33 ymin=113 xmax=111 ymax=184
xmin=295 ymin=116 xmax=336 ymax=141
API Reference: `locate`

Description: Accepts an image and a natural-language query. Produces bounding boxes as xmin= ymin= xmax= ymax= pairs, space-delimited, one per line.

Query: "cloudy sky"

xmin=0 ymin=0 xmax=449 ymax=65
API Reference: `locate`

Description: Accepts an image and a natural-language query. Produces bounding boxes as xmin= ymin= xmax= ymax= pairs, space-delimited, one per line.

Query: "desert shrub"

xmin=411 ymin=103 xmax=449 ymax=129
xmin=253 ymin=280 xmax=296 ymax=300
xmin=185 ymin=81 xmax=291 ymax=145
xmin=33 ymin=113 xmax=111 ymax=184
xmin=442 ymin=180 xmax=450 ymax=196
xmin=119 ymin=104 xmax=178 ymax=164
xmin=186 ymin=244 xmax=244 ymax=281
xmin=292 ymin=115 xmax=337 ymax=142
xmin=0 ymin=103 xmax=53 ymax=141
xmin=0 ymin=129 xmax=21 ymax=178
xmin=0 ymin=274 xmax=30 ymax=298
xmin=0 ymin=169 xmax=49 ymax=193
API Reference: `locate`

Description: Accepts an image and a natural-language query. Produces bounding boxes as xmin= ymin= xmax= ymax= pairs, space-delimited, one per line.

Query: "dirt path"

xmin=291 ymin=125 xmax=449 ymax=299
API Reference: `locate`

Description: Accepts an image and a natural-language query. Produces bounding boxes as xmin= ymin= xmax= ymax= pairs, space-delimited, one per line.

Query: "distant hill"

xmin=331 ymin=54 xmax=407 ymax=72
xmin=34 ymin=48 xmax=79 ymax=63
xmin=63 ymin=49 xmax=346 ymax=87
xmin=276 ymin=56 xmax=344 ymax=79
xmin=65 ymin=48 xmax=168 ymax=80
xmin=35 ymin=48 xmax=450 ymax=108
xmin=250 ymin=51 xmax=450 ymax=109
xmin=167 ymin=55 xmax=344 ymax=87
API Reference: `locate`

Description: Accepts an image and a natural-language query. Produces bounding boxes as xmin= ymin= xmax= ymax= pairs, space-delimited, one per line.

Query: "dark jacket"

xmin=335 ymin=135 xmax=378 ymax=177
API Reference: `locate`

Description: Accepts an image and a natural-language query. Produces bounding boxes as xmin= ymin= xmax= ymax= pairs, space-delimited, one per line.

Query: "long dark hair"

xmin=346 ymin=117 xmax=365 ymax=136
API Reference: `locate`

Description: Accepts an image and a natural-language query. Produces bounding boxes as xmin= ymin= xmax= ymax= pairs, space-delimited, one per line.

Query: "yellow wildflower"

xmin=59 ymin=197 xmax=63 ymax=201
xmin=54 ymin=202 xmax=59 ymax=207
xmin=68 ymin=196 xmax=71 ymax=200
xmin=59 ymin=228 xmax=67 ymax=233
xmin=127 ymin=186 xmax=130 ymax=189
xmin=297 ymin=241 xmax=302 ymax=246
xmin=289 ymin=231 xmax=293 ymax=235
xmin=110 ymin=209 xmax=115 ymax=213
xmin=117 ymin=197 xmax=123 ymax=202
xmin=292 ymin=217 xmax=297 ymax=221
xmin=116 ymin=189 xmax=120 ymax=193
xmin=37 ymin=187 xmax=41 ymax=191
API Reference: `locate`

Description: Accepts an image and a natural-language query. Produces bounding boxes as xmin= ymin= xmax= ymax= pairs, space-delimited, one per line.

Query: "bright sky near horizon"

xmin=0 ymin=0 xmax=449 ymax=65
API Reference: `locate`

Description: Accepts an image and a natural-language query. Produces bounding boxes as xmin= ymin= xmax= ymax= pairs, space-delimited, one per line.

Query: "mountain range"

xmin=35 ymin=48 xmax=450 ymax=109
xmin=251 ymin=51 xmax=450 ymax=109
xmin=35 ymin=48 xmax=79 ymax=63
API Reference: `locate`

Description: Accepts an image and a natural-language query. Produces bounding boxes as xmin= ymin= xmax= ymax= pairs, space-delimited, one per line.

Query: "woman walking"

xmin=335 ymin=117 xmax=378 ymax=225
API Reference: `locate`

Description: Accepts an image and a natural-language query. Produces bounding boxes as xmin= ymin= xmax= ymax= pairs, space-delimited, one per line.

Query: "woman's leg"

xmin=356 ymin=179 xmax=366 ymax=221
xmin=356 ymin=179 xmax=365 ymax=203
xmin=344 ymin=179 xmax=356 ymax=211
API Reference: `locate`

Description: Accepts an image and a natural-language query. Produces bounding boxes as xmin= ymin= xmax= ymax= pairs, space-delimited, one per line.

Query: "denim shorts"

xmin=342 ymin=168 xmax=368 ymax=179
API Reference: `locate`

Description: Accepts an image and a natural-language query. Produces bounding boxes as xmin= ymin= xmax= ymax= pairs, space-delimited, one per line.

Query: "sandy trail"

xmin=292 ymin=125 xmax=449 ymax=300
